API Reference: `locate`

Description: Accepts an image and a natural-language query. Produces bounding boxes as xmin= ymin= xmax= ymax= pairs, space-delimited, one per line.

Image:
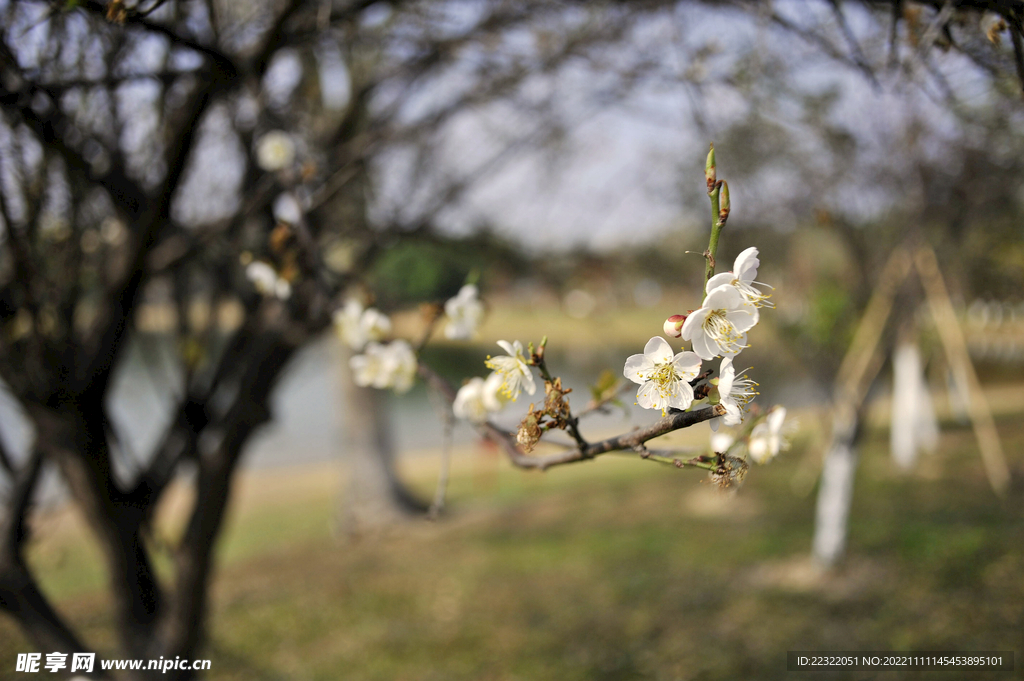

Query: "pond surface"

xmin=0 ymin=330 xmax=826 ymax=505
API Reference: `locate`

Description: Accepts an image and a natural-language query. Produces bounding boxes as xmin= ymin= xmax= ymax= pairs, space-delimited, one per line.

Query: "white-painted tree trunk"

xmin=812 ymin=410 xmax=859 ymax=567
xmin=891 ymin=342 xmax=939 ymax=470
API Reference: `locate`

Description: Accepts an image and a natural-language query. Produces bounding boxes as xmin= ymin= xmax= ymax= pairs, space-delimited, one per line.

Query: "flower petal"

xmin=496 ymin=340 xmax=516 ymax=356
xmin=690 ymin=330 xmax=718 ymax=361
xmin=706 ymin=272 xmax=734 ymax=294
xmin=636 ymin=381 xmax=663 ymax=411
xmin=643 ymin=336 xmax=675 ymax=364
xmin=672 ymin=351 xmax=702 ymax=380
xmin=681 ymin=308 xmax=709 ymax=341
xmin=733 ymin=247 xmax=760 ymax=283
xmin=718 ymin=357 xmax=734 ymax=394
xmin=725 ymin=307 xmax=758 ymax=333
xmin=704 ymin=284 xmax=741 ymax=310
xmin=482 ymin=372 xmax=507 ymax=412
xmin=710 ymin=432 xmax=734 ymax=451
xmin=749 ymin=437 xmax=768 ymax=463
xmin=521 ymin=367 xmax=537 ymax=396
xmin=624 ymin=354 xmax=655 ymax=384
xmin=486 ymin=355 xmax=518 ymax=374
xmin=668 ymin=381 xmax=695 ymax=410
xmin=768 ymin=406 xmax=787 ymax=433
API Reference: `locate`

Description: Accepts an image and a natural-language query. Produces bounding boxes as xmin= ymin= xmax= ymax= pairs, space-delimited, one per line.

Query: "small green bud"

xmin=705 ymin=143 xmax=716 ymax=192
xmin=719 ymin=180 xmax=730 ymax=223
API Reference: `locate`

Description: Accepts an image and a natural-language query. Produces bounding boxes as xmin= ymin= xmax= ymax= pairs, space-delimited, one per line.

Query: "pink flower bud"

xmin=663 ymin=314 xmax=687 ymax=338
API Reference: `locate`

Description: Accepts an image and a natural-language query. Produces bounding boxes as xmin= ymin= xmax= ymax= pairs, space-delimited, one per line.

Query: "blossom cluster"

xmin=711 ymin=406 xmax=793 ymax=464
xmin=326 ymin=242 xmax=790 ymax=471
xmin=335 ymin=285 xmax=489 ymax=400
xmin=440 ymin=286 xmax=537 ymax=424
xmin=246 ymin=260 xmax=292 ymax=300
xmin=624 ymin=246 xmax=788 ymax=464
xmin=453 ymin=339 xmax=532 ymax=423
xmin=333 ymin=298 xmax=412 ymax=392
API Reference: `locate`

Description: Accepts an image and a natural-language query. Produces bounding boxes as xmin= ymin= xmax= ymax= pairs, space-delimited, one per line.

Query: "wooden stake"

xmin=914 ymin=246 xmax=1010 ymax=497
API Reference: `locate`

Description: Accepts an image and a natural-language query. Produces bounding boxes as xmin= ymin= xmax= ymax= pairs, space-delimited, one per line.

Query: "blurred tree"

xmin=1 ymin=0 xmax=1022 ymax=676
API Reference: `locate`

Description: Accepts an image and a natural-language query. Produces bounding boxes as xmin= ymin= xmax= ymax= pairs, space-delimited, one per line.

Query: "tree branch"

xmin=0 ymin=449 xmax=92 ymax=656
xmin=417 ymin=364 xmax=725 ymax=472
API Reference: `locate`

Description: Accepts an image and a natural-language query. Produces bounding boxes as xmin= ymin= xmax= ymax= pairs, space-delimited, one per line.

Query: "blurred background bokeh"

xmin=0 ymin=0 xmax=1022 ymax=679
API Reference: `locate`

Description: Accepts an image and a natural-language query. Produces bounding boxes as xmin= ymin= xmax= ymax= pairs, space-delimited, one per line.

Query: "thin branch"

xmin=577 ymin=381 xmax=633 ymax=418
xmin=762 ymin=5 xmax=873 ymax=73
xmin=0 ymin=437 xmax=12 ymax=476
xmin=76 ymin=56 xmax=232 ymax=401
xmin=915 ymin=0 xmax=956 ymax=59
xmin=76 ymin=1 xmax=239 ymax=81
xmin=1010 ymin=8 xmax=1024 ymax=94
xmin=888 ymin=0 xmax=903 ymax=68
xmin=827 ymin=0 xmax=881 ymax=87
xmin=632 ymin=442 xmax=715 ymax=470
xmin=417 ymin=363 xmax=725 ymax=472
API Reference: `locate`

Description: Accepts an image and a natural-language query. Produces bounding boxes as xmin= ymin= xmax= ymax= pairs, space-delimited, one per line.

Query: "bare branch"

xmin=827 ymin=0 xmax=881 ymax=87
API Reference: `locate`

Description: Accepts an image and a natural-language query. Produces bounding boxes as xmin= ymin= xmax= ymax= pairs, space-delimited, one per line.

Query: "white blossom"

xmin=681 ymin=284 xmax=758 ymax=360
xmin=272 ymin=192 xmax=303 ymax=224
xmin=710 ymin=431 xmax=735 ymax=454
xmin=334 ymin=299 xmax=392 ymax=350
xmin=705 ymin=246 xmax=773 ymax=309
xmin=709 ymin=357 xmax=758 ymax=432
xmin=452 ymin=372 xmax=507 ymax=423
xmin=444 ymin=284 xmax=484 ymax=340
xmin=484 ymin=340 xmax=536 ymax=401
xmin=350 ymin=340 xmax=417 ymax=394
xmin=350 ymin=342 xmax=385 ymax=387
xmin=623 ymin=336 xmax=702 ymax=415
xmin=748 ymin=406 xmax=790 ymax=464
xmin=246 ymin=261 xmax=291 ymax=299
xmin=255 ymin=130 xmax=295 ymax=171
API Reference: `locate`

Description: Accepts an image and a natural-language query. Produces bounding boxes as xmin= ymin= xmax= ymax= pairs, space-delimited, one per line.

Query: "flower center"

xmin=485 ymin=356 xmax=526 ymax=399
xmin=648 ymin=362 xmax=679 ymax=396
xmin=729 ymin=372 xmax=759 ymax=408
xmin=703 ymin=310 xmax=747 ymax=354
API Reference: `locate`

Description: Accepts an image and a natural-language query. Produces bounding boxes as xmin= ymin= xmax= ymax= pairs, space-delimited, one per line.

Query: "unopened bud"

xmin=663 ymin=314 xmax=687 ymax=338
xmin=719 ymin=180 xmax=730 ymax=224
xmin=705 ymin=143 xmax=716 ymax=193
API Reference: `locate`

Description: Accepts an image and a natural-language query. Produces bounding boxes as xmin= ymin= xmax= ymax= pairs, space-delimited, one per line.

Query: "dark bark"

xmin=0 ymin=0 xmax=1017 ymax=676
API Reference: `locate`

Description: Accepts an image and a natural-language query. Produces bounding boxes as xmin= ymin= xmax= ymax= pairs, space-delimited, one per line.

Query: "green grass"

xmin=2 ymin=416 xmax=1023 ymax=681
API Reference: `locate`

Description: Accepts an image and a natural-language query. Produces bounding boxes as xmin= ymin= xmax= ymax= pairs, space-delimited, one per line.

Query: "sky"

xmin=364 ymin=1 xmax=1008 ymax=253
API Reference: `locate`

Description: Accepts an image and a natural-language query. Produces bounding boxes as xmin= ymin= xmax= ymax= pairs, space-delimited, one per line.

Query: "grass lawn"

xmin=1 ymin=410 xmax=1022 ymax=681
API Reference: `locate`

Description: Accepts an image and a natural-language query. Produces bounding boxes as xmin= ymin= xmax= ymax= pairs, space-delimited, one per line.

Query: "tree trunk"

xmin=812 ymin=408 xmax=862 ymax=567
xmin=336 ymin=342 xmax=427 ymax=535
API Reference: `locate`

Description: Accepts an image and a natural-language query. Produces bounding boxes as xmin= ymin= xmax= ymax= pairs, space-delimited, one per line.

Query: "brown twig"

xmin=418 ymin=364 xmax=724 ymax=472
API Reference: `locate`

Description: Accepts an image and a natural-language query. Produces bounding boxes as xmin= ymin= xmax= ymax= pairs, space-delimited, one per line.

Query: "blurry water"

xmin=0 ymin=332 xmax=827 ymax=496
xmin=233 ymin=335 xmax=824 ymax=469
